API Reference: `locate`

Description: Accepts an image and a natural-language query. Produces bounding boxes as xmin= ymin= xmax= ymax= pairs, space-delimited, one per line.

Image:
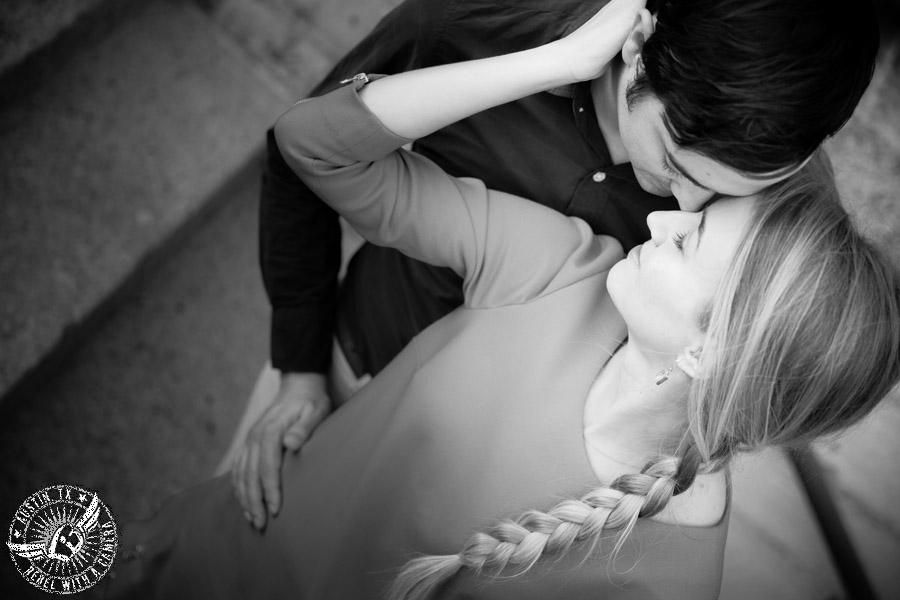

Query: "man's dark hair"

xmin=628 ymin=0 xmax=880 ymax=174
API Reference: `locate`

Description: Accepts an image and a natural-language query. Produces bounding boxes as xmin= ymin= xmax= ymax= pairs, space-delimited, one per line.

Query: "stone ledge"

xmin=0 ymin=0 xmax=407 ymax=407
xmin=0 ymin=0 xmax=299 ymax=402
xmin=0 ymin=0 xmax=137 ymax=98
xmin=1 ymin=0 xmax=117 ymax=72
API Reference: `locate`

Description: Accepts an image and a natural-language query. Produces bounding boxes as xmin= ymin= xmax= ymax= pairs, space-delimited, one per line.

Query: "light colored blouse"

xmin=107 ymin=79 xmax=729 ymax=600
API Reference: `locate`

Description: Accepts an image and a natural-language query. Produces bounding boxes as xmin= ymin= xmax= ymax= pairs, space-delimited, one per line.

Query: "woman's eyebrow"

xmin=696 ymin=209 xmax=708 ymax=251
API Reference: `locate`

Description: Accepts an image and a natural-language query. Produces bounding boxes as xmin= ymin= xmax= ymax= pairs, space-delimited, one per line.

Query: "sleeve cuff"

xmin=269 ymin=304 xmax=335 ymax=373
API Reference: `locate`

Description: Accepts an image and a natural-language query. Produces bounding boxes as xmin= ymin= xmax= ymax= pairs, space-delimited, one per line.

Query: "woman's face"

xmin=607 ymin=196 xmax=756 ymax=356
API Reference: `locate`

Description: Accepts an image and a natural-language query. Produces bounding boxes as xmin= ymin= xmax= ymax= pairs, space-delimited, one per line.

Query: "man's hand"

xmin=231 ymin=371 xmax=330 ymax=529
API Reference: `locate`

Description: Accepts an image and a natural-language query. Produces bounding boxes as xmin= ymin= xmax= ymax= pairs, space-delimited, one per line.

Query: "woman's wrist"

xmin=358 ymin=44 xmax=577 ymax=140
xmin=350 ymin=0 xmax=640 ymax=140
xmin=528 ymin=41 xmax=584 ymax=89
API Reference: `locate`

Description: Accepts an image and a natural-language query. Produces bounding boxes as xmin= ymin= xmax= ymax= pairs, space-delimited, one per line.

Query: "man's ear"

xmin=676 ymin=345 xmax=704 ymax=380
xmin=621 ymin=9 xmax=656 ymax=67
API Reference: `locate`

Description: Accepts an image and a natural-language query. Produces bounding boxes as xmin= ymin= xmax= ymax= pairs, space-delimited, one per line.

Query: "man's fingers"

xmin=260 ymin=426 xmax=285 ymax=516
xmin=243 ymin=443 xmax=266 ymax=529
xmin=283 ymin=434 xmax=304 ymax=451
xmin=232 ymin=450 xmax=253 ymax=525
xmin=228 ymin=380 xmax=331 ymax=528
xmin=283 ymin=420 xmax=312 ymax=451
xmin=283 ymin=403 xmax=328 ymax=451
xmin=232 ymin=405 xmax=297 ymax=527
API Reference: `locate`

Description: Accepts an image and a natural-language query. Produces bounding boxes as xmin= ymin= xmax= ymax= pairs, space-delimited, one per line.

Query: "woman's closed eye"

xmin=673 ymin=230 xmax=688 ymax=251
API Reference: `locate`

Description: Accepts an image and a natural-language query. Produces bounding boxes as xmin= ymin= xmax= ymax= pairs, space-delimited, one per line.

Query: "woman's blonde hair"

xmin=691 ymin=151 xmax=900 ymax=465
xmin=388 ymin=150 xmax=900 ymax=600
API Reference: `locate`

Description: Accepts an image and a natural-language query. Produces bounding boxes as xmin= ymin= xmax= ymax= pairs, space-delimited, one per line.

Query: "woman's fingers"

xmin=560 ymin=0 xmax=647 ymax=81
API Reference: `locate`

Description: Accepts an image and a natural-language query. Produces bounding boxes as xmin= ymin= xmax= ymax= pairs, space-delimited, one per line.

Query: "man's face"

xmin=613 ymin=62 xmax=795 ymax=212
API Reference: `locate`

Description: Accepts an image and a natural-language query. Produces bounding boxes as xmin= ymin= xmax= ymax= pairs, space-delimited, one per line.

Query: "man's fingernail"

xmin=244 ymin=510 xmax=252 ymax=523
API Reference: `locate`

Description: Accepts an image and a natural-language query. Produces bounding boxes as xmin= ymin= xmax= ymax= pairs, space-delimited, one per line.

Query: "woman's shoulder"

xmin=652 ymin=470 xmax=729 ymax=528
xmin=467 ymin=188 xmax=624 ymax=306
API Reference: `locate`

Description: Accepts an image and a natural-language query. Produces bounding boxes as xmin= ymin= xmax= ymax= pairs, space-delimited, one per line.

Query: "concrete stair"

xmin=1 ymin=0 xmax=131 ymax=79
xmin=1 ymin=1 xmax=898 ymax=599
xmin=0 ymin=0 xmax=404 ymax=406
xmin=0 ymin=0 xmax=394 ymax=596
xmin=1 ymin=0 xmax=288 ymax=407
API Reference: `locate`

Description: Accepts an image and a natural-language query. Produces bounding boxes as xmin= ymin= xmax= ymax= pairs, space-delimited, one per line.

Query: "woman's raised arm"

xmin=358 ymin=0 xmax=645 ymax=139
xmin=273 ymin=0 xmax=642 ymax=295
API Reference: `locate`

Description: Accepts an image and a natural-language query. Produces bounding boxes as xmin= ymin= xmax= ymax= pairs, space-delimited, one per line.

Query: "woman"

xmin=107 ymin=1 xmax=900 ymax=598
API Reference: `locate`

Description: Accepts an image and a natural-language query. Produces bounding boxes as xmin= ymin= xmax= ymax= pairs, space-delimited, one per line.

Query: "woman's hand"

xmin=555 ymin=0 xmax=647 ymax=82
xmin=346 ymin=0 xmax=646 ymax=140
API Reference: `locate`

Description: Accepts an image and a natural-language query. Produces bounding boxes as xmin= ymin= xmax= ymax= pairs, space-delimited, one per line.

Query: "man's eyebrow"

xmin=667 ymin=151 xmax=712 ymax=192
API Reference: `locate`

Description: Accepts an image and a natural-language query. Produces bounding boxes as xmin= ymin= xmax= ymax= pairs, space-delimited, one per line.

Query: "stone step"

xmin=0 ymin=0 xmax=404 ymax=408
xmin=0 ymin=0 xmax=130 ymax=81
xmin=0 ymin=146 xmax=270 ymax=600
xmin=0 ymin=0 xmax=306 ymax=406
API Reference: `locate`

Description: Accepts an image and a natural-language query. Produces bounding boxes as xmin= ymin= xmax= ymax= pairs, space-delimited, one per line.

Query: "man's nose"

xmin=674 ymin=184 xmax=715 ymax=212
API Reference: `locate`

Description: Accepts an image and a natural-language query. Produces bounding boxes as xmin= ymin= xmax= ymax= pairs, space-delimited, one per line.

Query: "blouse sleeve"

xmin=273 ymin=79 xmax=623 ymax=309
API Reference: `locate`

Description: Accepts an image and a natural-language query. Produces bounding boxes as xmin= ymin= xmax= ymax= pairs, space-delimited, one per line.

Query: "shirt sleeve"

xmin=274 ymin=81 xmax=623 ymax=310
xmin=259 ymin=0 xmax=450 ymax=372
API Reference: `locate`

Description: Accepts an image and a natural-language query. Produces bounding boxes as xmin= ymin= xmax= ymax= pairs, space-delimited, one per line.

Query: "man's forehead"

xmin=668 ymin=143 xmax=798 ymax=198
xmin=651 ymin=106 xmax=808 ymax=196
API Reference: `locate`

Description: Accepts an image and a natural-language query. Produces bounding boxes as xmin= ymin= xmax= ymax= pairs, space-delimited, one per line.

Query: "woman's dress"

xmin=105 ymin=80 xmax=729 ymax=600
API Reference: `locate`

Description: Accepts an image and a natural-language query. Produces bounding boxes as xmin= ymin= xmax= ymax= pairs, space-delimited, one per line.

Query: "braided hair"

xmin=388 ymin=151 xmax=900 ymax=599
xmin=388 ymin=451 xmax=703 ymax=600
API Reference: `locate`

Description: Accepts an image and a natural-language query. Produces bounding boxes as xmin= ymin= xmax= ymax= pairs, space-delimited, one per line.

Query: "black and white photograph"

xmin=2 ymin=1 xmax=899 ymax=598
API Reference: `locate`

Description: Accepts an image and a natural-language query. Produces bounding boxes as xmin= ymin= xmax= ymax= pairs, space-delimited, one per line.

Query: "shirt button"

xmin=592 ymin=171 xmax=606 ymax=183
xmin=578 ymin=107 xmax=584 ymax=113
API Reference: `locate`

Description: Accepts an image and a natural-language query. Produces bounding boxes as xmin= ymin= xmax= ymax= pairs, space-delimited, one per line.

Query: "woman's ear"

xmin=676 ymin=345 xmax=704 ymax=380
xmin=621 ymin=9 xmax=656 ymax=67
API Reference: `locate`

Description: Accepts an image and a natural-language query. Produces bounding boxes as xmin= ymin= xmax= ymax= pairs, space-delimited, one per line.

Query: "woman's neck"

xmin=582 ymin=342 xmax=728 ymax=529
xmin=583 ymin=341 xmax=689 ymax=476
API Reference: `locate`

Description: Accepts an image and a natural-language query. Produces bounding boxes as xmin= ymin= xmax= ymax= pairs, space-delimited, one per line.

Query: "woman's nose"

xmin=646 ymin=212 xmax=669 ymax=246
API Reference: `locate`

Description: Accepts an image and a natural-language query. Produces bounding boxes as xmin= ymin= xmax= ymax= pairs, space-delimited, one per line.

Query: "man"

xmin=226 ymin=0 xmax=879 ymax=529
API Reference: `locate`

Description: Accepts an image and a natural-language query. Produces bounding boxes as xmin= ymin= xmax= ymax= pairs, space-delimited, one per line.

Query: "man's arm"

xmin=262 ymin=0 xmax=447 ymax=374
xmin=236 ymin=0 xmax=450 ymax=531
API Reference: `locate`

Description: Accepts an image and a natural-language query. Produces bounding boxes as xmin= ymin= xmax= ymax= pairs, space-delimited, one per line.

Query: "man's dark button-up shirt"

xmin=261 ymin=0 xmax=677 ymax=375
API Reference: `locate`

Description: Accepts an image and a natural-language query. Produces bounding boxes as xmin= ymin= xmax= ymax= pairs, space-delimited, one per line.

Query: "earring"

xmin=654 ymin=363 xmax=675 ymax=385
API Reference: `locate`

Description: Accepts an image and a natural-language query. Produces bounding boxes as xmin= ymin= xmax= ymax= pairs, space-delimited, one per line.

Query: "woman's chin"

xmin=605 ymin=263 xmax=629 ymax=311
